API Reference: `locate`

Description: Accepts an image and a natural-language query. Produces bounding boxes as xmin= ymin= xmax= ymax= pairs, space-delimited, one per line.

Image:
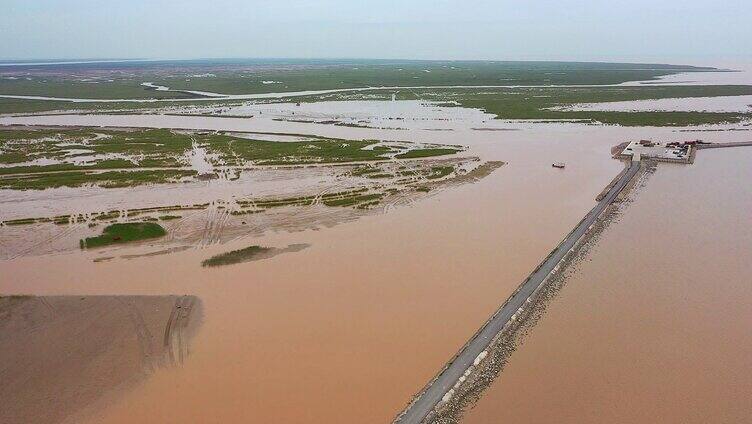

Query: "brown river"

xmin=462 ymin=146 xmax=752 ymax=423
xmin=1 ymin=104 xmax=751 ymax=423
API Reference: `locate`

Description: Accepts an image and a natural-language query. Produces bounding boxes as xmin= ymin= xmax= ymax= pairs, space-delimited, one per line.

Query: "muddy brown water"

xmin=1 ymin=104 xmax=751 ymax=423
xmin=0 ymin=295 xmax=202 ymax=424
xmin=461 ymin=147 xmax=752 ymax=424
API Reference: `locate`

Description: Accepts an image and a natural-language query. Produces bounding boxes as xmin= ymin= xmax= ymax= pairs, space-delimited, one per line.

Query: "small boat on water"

xmin=552 ymin=162 xmax=566 ymax=169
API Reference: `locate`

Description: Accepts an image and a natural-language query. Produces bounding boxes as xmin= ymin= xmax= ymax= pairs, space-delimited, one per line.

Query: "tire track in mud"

xmin=38 ymin=297 xmax=56 ymax=316
xmin=197 ymin=207 xmax=217 ymax=247
xmin=208 ymin=206 xmax=231 ymax=246
xmin=196 ymin=205 xmax=231 ymax=247
xmin=163 ymin=296 xmax=196 ymax=366
xmin=116 ymin=297 xmax=158 ymax=371
xmin=5 ymin=222 xmax=85 ymax=260
xmin=162 ymin=207 xmax=205 ymax=242
xmin=311 ymin=180 xmax=351 ymax=207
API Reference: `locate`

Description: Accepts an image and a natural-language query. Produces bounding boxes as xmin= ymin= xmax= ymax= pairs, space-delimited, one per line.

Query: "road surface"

xmin=697 ymin=141 xmax=752 ymax=149
xmin=395 ymin=160 xmax=640 ymax=424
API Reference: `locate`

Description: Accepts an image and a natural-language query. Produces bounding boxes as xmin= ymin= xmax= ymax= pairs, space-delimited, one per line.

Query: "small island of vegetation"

xmin=80 ymin=222 xmax=167 ymax=248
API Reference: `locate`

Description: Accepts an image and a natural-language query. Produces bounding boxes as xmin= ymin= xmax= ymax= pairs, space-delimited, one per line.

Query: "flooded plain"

xmin=559 ymin=94 xmax=752 ymax=113
xmin=462 ymin=147 xmax=752 ymax=424
xmin=1 ymin=97 xmax=752 ymax=423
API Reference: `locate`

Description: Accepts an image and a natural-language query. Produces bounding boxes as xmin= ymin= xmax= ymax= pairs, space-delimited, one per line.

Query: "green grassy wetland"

xmin=80 ymin=222 xmax=167 ymax=248
xmin=0 ymin=128 xmax=463 ymax=190
xmin=1 ymin=60 xmax=749 ymax=127
xmin=2 ymin=59 xmax=746 ymax=128
xmin=202 ymin=245 xmax=272 ymax=267
xmin=0 ymin=60 xmax=714 ymax=100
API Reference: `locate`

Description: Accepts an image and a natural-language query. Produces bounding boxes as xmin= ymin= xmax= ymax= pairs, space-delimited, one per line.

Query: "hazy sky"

xmin=2 ymin=0 xmax=750 ymax=63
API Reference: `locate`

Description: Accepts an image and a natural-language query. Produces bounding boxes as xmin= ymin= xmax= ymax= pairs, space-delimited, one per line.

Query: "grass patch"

xmin=0 ymin=169 xmax=196 ymax=190
xmin=93 ymin=211 xmax=120 ymax=221
xmin=202 ymin=245 xmax=272 ymax=267
xmin=366 ymin=173 xmax=393 ymax=179
xmin=350 ymin=166 xmax=381 ymax=176
xmin=395 ymin=148 xmax=461 ymax=159
xmin=206 ymin=136 xmax=390 ymax=165
xmin=230 ymin=209 xmax=263 ymax=216
xmin=80 ymin=222 xmax=166 ymax=248
xmin=427 ymin=166 xmax=454 ymax=179
xmin=323 ymin=193 xmax=383 ymax=207
xmin=3 ymin=217 xmax=43 ymax=226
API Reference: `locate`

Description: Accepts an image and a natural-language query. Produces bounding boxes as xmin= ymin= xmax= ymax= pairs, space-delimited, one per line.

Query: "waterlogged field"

xmin=0 ymin=115 xmax=497 ymax=260
xmin=0 ymin=127 xmax=462 ymax=190
xmin=4 ymin=87 xmax=751 ymax=128
xmin=0 ymin=61 xmax=752 ymax=126
xmin=298 ymin=84 xmax=752 ymax=126
xmin=1 ymin=59 xmax=751 ymax=424
xmin=0 ymin=59 xmax=713 ymax=99
xmin=2 ymin=59 xmax=749 ymax=128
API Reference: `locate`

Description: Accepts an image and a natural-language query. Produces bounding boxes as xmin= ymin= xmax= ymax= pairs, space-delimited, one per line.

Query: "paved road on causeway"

xmin=395 ymin=161 xmax=640 ymax=424
xmin=697 ymin=141 xmax=752 ymax=149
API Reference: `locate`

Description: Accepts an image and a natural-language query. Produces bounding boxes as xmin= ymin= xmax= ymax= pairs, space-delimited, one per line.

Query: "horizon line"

xmin=0 ymin=57 xmax=717 ymax=69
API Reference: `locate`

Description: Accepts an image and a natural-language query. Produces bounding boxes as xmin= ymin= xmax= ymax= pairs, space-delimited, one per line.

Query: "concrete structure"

xmin=619 ymin=140 xmax=693 ymax=163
